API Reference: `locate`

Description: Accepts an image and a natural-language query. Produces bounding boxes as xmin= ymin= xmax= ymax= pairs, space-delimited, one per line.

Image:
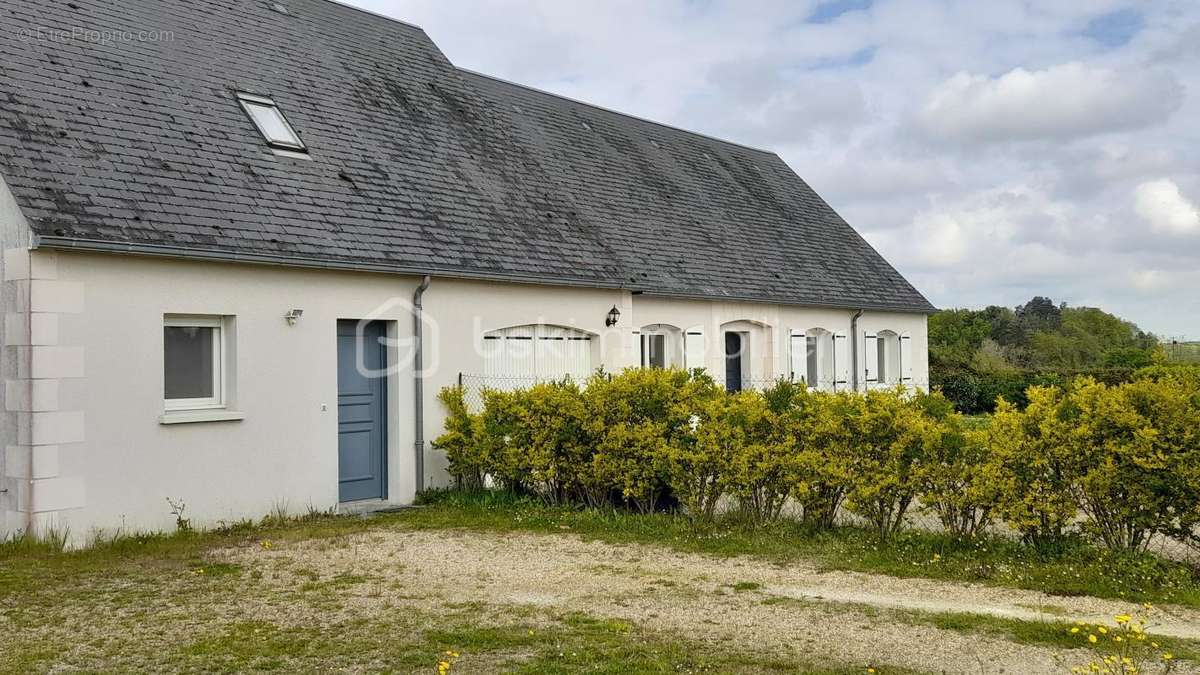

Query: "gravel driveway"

xmin=219 ymin=527 xmax=1200 ymax=674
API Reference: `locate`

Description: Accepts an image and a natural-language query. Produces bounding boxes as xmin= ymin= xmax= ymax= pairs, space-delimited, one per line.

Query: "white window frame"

xmin=164 ymin=315 xmax=225 ymax=412
xmin=639 ymin=325 xmax=683 ymax=369
xmin=236 ymin=92 xmax=307 ymax=152
xmin=640 ymin=332 xmax=669 ymax=369
xmin=877 ymin=330 xmax=901 ymax=385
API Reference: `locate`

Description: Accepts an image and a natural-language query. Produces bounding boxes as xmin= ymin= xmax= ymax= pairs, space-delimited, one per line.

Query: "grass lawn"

xmin=404 ymin=490 xmax=1200 ymax=608
xmin=3 ymin=490 xmax=1199 ymax=673
xmin=0 ymin=510 xmax=904 ymax=674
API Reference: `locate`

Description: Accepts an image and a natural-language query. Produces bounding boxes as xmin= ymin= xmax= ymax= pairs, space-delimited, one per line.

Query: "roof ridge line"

xmin=311 ymin=0 xmax=426 ymax=32
xmin=457 ymin=67 xmax=779 ymax=157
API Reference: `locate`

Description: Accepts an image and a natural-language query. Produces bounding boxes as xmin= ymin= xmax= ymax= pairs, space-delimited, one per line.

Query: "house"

xmin=0 ymin=0 xmax=934 ymax=544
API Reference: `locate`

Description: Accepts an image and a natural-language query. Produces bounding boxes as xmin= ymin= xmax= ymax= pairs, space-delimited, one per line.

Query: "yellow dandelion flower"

xmin=1098 ymin=626 xmax=1108 ymax=634
xmin=1114 ymin=614 xmax=1131 ymax=624
xmin=1163 ymin=653 xmax=1174 ymax=661
xmin=1088 ymin=635 xmax=1098 ymax=643
xmin=1071 ymin=627 xmax=1080 ymax=633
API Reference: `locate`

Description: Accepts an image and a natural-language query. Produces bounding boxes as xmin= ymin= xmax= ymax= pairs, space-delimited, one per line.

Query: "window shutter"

xmin=863 ymin=333 xmax=878 ymax=387
xmin=833 ymin=332 xmax=849 ymax=390
xmin=789 ymin=331 xmax=807 ymax=383
xmin=639 ymin=333 xmax=647 ymax=368
xmin=684 ymin=330 xmax=706 ymax=371
xmin=900 ymin=333 xmax=914 ymax=384
xmin=536 ymin=325 xmax=567 ymax=379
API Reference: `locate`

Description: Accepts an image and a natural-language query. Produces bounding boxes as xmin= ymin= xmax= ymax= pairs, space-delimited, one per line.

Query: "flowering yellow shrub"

xmin=584 ymin=369 xmax=721 ymax=512
xmin=1064 ymin=377 xmax=1200 ymax=552
xmin=840 ymin=388 xmax=935 ymax=539
xmin=918 ymin=397 xmax=1000 ymax=538
xmin=787 ymin=389 xmax=860 ymax=529
xmin=667 ymin=391 xmax=768 ymax=521
xmin=434 ymin=386 xmax=486 ymax=490
xmin=988 ymin=376 xmax=1200 ymax=552
xmin=987 ymin=387 xmax=1080 ymax=547
xmin=435 ymin=367 xmax=1200 ymax=554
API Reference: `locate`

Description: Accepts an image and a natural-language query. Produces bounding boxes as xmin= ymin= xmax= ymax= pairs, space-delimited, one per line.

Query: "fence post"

xmin=458 ymin=371 xmax=463 ymax=388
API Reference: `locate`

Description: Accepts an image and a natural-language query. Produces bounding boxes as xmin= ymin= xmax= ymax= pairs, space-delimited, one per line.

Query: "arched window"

xmin=721 ymin=320 xmax=771 ymax=392
xmin=877 ymin=330 xmax=901 ymax=385
xmin=638 ymin=324 xmax=683 ymax=369
xmin=806 ymin=328 xmax=836 ymax=391
xmin=481 ymin=324 xmax=594 ymax=387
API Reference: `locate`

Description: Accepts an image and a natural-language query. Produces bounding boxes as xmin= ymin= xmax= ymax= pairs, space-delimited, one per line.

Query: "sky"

xmin=347 ymin=0 xmax=1200 ymax=339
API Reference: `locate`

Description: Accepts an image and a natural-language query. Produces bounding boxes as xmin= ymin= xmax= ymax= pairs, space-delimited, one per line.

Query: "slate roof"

xmin=0 ymin=0 xmax=934 ymax=313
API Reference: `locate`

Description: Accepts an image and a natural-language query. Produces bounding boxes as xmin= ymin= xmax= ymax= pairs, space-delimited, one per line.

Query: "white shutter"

xmin=481 ymin=325 xmax=591 ymax=387
xmin=789 ymin=331 xmax=807 ymax=384
xmin=684 ymin=330 xmax=706 ymax=372
xmin=833 ymin=332 xmax=849 ymax=390
xmin=900 ymin=333 xmax=913 ymax=385
xmin=863 ymin=333 xmax=879 ymax=388
xmin=509 ymin=326 xmax=535 ymax=387
xmin=535 ymin=326 xmax=558 ymax=379
xmin=565 ymin=336 xmax=592 ymax=381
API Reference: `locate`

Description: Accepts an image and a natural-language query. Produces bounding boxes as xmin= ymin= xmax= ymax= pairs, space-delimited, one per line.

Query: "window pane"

xmin=245 ymin=102 xmax=303 ymax=147
xmin=165 ymin=326 xmax=215 ymax=399
xmin=650 ymin=335 xmax=666 ymax=369
xmin=807 ymin=336 xmax=818 ymax=388
xmin=878 ymin=343 xmax=887 ymax=383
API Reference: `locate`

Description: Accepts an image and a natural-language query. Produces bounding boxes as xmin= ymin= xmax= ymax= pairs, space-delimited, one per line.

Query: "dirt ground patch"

xmin=214 ymin=528 xmax=1200 ymax=674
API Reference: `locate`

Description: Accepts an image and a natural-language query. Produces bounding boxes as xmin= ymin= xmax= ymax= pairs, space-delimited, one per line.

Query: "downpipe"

xmin=412 ymin=275 xmax=431 ymax=496
xmin=849 ymin=308 xmax=864 ymax=392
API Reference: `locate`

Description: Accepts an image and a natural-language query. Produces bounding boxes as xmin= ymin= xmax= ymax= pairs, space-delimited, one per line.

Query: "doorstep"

xmin=337 ymin=499 xmax=419 ymax=517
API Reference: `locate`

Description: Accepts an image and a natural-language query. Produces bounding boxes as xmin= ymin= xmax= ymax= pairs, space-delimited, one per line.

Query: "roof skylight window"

xmin=236 ymin=92 xmax=306 ymax=152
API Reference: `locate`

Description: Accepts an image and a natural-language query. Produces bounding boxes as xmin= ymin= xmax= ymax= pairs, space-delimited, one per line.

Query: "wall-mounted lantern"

xmin=284 ymin=308 xmax=304 ymax=326
xmin=605 ymin=305 xmax=621 ymax=327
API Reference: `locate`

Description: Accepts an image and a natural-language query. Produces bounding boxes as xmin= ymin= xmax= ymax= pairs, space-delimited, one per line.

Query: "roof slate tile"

xmin=0 ymin=0 xmax=932 ymax=312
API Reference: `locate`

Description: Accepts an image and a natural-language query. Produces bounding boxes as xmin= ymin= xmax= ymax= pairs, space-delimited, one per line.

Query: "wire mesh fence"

xmin=457 ymin=372 xmax=932 ymax=410
xmin=457 ymin=373 xmax=571 ymax=410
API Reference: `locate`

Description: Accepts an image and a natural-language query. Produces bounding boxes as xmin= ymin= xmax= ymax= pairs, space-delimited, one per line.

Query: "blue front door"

xmin=337 ymin=320 xmax=387 ymax=502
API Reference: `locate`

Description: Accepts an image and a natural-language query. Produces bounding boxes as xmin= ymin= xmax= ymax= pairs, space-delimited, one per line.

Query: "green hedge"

xmin=435 ymin=369 xmax=1200 ymax=552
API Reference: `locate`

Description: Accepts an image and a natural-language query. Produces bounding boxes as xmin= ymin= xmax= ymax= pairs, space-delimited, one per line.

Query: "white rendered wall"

xmin=28 ymin=250 xmax=929 ymax=543
xmin=40 ymin=251 xmax=627 ymax=542
xmin=630 ymin=295 xmax=929 ymax=391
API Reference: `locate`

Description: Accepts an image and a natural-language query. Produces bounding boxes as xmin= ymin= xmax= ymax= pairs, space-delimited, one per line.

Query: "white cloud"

xmin=361 ymin=0 xmax=1200 ymax=336
xmin=1129 ymin=269 xmax=1169 ymax=293
xmin=1134 ymin=179 xmax=1200 ymax=234
xmin=918 ymin=62 xmax=1183 ymax=143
